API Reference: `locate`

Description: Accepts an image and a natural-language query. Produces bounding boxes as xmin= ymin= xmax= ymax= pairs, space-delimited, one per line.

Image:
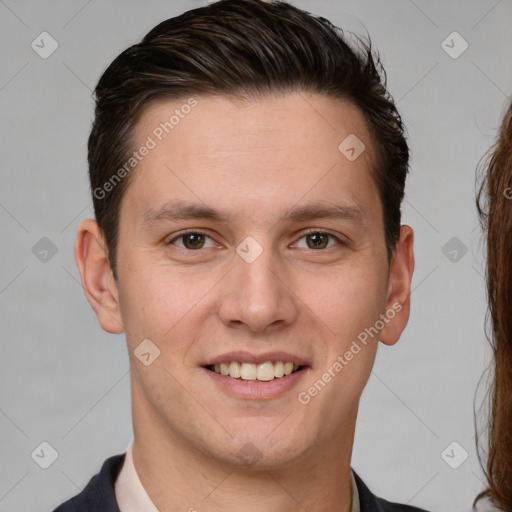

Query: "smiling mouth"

xmin=205 ymin=361 xmax=306 ymax=382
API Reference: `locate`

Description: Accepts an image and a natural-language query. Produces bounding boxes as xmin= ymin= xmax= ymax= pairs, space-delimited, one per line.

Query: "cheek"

xmin=116 ymin=264 xmax=211 ymax=346
xmin=298 ymin=264 xmax=387 ymax=339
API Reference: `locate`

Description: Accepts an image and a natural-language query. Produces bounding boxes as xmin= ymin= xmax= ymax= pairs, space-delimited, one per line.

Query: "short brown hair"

xmin=88 ymin=0 xmax=409 ymax=278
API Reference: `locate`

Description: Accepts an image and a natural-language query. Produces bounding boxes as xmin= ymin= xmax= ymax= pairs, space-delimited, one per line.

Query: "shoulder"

xmin=51 ymin=453 xmax=125 ymax=512
xmin=353 ymin=471 xmax=431 ymax=512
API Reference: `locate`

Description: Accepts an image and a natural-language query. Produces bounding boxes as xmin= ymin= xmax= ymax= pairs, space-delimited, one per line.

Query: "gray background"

xmin=1 ymin=0 xmax=511 ymax=510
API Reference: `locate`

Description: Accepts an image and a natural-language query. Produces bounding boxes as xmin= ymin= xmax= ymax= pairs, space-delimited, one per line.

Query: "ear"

xmin=379 ymin=225 xmax=414 ymax=346
xmin=74 ymin=218 xmax=124 ymax=334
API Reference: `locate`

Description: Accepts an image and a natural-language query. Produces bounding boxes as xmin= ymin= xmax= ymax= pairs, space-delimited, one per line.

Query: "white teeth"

xmin=240 ymin=362 xmax=257 ymax=380
xmin=229 ymin=361 xmax=241 ymax=379
xmin=274 ymin=361 xmax=285 ymax=378
xmin=284 ymin=362 xmax=294 ymax=376
xmin=210 ymin=361 xmax=302 ymax=381
xmin=256 ymin=362 xmax=275 ymax=381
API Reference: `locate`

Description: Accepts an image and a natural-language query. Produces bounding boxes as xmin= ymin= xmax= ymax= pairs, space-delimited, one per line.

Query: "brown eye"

xmin=167 ymin=231 xmax=217 ymax=251
xmin=305 ymin=232 xmax=330 ymax=249
xmin=181 ymin=233 xmax=206 ymax=249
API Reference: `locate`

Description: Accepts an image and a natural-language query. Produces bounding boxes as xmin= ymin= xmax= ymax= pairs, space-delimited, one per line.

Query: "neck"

xmin=131 ymin=387 xmax=355 ymax=512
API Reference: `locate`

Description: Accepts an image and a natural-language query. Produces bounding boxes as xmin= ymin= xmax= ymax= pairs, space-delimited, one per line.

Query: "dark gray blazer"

xmin=52 ymin=453 xmax=431 ymax=512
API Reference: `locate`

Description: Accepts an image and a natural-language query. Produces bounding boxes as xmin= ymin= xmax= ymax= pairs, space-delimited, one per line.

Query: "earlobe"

xmin=379 ymin=225 xmax=415 ymax=346
xmin=74 ymin=219 xmax=124 ymax=334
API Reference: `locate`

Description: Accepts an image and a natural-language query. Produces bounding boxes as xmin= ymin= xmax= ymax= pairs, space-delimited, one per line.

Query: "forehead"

xmin=135 ymin=92 xmax=374 ymax=161
xmin=123 ymin=92 xmax=380 ymax=227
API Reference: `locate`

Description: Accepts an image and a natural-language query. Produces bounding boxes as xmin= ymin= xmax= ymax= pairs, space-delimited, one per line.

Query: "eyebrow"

xmin=141 ymin=200 xmax=365 ymax=228
xmin=283 ymin=203 xmax=364 ymax=224
xmin=142 ymin=201 xmax=225 ymax=227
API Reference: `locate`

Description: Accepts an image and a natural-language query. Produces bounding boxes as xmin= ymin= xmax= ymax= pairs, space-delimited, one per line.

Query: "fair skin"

xmin=75 ymin=92 xmax=414 ymax=512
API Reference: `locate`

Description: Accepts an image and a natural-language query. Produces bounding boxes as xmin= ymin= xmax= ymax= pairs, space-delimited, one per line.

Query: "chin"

xmin=204 ymin=432 xmax=309 ymax=471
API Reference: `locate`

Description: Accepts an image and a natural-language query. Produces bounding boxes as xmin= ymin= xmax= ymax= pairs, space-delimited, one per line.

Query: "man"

xmin=53 ymin=0 xmax=424 ymax=510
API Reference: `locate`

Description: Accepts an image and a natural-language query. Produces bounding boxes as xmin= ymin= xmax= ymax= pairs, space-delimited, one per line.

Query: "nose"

xmin=218 ymin=247 xmax=299 ymax=334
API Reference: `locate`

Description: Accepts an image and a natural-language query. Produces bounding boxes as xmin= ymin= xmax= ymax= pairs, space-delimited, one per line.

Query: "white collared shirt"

xmin=115 ymin=442 xmax=360 ymax=512
xmin=115 ymin=442 xmax=160 ymax=512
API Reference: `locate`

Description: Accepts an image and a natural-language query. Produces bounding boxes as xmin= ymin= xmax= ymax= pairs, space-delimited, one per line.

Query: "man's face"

xmin=107 ymin=92 xmax=403 ymax=467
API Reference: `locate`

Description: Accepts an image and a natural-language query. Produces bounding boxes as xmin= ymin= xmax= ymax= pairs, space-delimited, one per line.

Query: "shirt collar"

xmin=114 ymin=442 xmax=160 ymax=512
xmin=115 ymin=442 xmax=360 ymax=512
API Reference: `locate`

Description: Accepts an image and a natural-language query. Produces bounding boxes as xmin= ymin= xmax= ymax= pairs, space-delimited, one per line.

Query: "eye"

xmin=167 ymin=231 xmax=216 ymax=250
xmin=294 ymin=231 xmax=341 ymax=250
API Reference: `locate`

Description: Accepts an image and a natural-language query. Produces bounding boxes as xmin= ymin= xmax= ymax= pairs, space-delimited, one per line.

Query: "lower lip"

xmin=202 ymin=367 xmax=309 ymax=400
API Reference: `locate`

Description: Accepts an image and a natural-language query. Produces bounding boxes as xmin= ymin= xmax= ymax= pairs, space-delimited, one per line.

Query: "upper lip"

xmin=201 ymin=351 xmax=309 ymax=367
